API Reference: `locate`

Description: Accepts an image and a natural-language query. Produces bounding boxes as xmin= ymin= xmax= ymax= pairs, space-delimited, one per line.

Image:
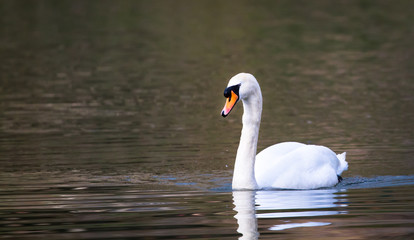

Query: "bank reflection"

xmin=233 ymin=189 xmax=347 ymax=239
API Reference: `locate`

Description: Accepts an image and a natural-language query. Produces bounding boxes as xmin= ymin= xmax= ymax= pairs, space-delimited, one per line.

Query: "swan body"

xmin=221 ymin=73 xmax=348 ymax=190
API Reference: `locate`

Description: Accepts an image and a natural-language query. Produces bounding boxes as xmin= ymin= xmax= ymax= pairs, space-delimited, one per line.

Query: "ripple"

xmin=269 ymin=221 xmax=331 ymax=231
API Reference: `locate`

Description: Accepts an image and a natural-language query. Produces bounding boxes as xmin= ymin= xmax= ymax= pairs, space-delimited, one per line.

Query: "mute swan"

xmin=221 ymin=73 xmax=348 ymax=190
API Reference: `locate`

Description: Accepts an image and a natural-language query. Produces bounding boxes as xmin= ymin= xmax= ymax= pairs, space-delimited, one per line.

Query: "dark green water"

xmin=1 ymin=0 xmax=413 ymax=239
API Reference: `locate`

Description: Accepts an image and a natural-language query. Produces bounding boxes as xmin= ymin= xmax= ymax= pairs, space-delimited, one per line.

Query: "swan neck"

xmin=232 ymin=95 xmax=262 ymax=190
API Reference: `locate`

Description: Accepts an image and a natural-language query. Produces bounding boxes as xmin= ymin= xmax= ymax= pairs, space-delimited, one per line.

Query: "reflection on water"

xmin=269 ymin=221 xmax=331 ymax=231
xmin=233 ymin=191 xmax=259 ymax=240
xmin=233 ymin=189 xmax=347 ymax=239
xmin=0 ymin=176 xmax=413 ymax=239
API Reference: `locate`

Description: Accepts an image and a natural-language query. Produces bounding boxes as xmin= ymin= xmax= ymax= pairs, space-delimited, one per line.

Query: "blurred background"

xmin=1 ymin=0 xmax=413 ymax=180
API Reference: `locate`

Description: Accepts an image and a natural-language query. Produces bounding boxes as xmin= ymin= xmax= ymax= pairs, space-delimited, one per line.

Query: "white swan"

xmin=221 ymin=73 xmax=348 ymax=190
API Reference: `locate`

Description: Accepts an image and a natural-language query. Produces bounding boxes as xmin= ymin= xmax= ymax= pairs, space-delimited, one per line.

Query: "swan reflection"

xmin=233 ymin=189 xmax=347 ymax=239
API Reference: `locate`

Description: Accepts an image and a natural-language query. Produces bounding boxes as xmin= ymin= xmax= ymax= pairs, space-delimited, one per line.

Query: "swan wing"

xmin=255 ymin=143 xmax=346 ymax=189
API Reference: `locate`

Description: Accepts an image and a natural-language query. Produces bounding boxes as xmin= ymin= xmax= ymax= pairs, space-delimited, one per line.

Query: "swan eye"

xmin=223 ymin=84 xmax=241 ymax=99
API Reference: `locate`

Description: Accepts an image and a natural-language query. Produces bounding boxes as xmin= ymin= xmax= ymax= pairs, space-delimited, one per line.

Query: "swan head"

xmin=221 ymin=73 xmax=261 ymax=117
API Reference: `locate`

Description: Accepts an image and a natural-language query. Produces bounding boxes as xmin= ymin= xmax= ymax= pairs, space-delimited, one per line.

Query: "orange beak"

xmin=221 ymin=90 xmax=239 ymax=117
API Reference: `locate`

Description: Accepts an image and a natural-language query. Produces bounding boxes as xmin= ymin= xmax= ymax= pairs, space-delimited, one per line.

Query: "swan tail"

xmin=336 ymin=152 xmax=348 ymax=175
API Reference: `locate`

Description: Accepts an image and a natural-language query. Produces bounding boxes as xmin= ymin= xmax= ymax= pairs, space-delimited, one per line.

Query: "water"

xmin=0 ymin=0 xmax=413 ymax=239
